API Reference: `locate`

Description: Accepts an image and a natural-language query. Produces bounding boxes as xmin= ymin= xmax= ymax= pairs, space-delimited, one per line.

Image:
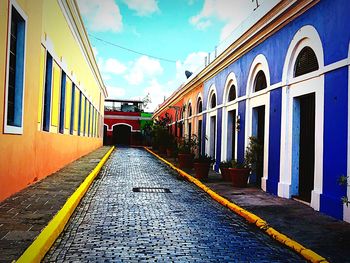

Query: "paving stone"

xmin=44 ymin=147 xmax=303 ymax=262
xmin=0 ymin=146 xmax=111 ymax=263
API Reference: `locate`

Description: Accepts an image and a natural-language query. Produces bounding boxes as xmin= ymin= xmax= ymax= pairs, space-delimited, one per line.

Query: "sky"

xmin=76 ymin=0 xmax=263 ymax=111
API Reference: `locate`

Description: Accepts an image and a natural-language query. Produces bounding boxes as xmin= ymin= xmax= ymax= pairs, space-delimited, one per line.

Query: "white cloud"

xmin=104 ymin=58 xmax=127 ymax=75
xmin=122 ymin=0 xmax=159 ymax=16
xmin=125 ymin=55 xmax=163 ymax=85
xmin=190 ymin=0 xmax=254 ymax=41
xmin=77 ymin=0 xmax=123 ymax=32
xmin=143 ymin=79 xmax=170 ymax=112
xmin=106 ymin=86 xmax=126 ymax=99
xmin=175 ymin=51 xmax=207 ymax=83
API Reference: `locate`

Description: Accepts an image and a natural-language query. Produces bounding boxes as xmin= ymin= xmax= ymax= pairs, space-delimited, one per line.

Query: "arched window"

xmin=254 ymin=70 xmax=267 ymax=92
xmin=210 ymin=93 xmax=216 ymax=109
xmin=228 ymin=85 xmax=236 ymax=101
xmin=294 ymin=46 xmax=319 ymax=77
xmin=188 ymin=103 xmax=192 ymax=117
xmin=197 ymin=98 xmax=202 ymax=113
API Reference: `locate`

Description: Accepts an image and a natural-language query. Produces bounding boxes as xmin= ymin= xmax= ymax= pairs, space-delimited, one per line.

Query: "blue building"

xmin=153 ymin=0 xmax=350 ymax=222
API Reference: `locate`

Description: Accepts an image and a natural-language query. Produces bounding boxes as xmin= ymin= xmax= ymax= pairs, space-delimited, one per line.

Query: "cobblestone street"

xmin=44 ymin=148 xmax=303 ymax=262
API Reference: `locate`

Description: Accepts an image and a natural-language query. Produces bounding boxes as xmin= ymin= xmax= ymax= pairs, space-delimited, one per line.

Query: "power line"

xmin=88 ymin=34 xmax=176 ymax=63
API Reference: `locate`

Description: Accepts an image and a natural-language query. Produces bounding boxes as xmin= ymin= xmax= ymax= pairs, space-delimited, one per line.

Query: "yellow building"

xmin=0 ymin=0 xmax=107 ymax=201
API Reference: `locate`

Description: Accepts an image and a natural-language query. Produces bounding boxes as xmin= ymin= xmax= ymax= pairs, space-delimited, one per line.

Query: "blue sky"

xmin=77 ymin=0 xmax=259 ymax=111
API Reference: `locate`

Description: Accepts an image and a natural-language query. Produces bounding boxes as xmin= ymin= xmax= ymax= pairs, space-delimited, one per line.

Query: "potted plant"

xmin=228 ymin=136 xmax=261 ymax=187
xmin=219 ymin=160 xmax=232 ymax=181
xmin=165 ymin=133 xmax=177 ymax=157
xmin=193 ymin=154 xmax=215 ymax=181
xmin=177 ymin=134 xmax=198 ymax=169
xmin=229 ymin=159 xmax=250 ymax=187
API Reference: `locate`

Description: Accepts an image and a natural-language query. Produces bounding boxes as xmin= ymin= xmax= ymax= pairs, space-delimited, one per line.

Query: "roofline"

xmin=153 ymin=0 xmax=318 ymax=117
xmin=58 ymin=0 xmax=108 ymax=98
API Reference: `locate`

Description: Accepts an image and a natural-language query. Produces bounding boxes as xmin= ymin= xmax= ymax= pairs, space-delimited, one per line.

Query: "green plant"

xmin=231 ymin=159 xmax=245 ymax=169
xmin=219 ymin=160 xmax=232 ymax=168
xmin=244 ymin=136 xmax=262 ymax=173
xmin=177 ymin=134 xmax=198 ymax=154
xmin=194 ymin=154 xmax=215 ymax=164
xmin=338 ymin=175 xmax=349 ymax=206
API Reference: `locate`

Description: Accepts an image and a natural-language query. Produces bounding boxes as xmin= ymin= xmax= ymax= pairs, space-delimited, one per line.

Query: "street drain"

xmin=231 ymin=192 xmax=245 ymax=195
xmin=133 ymin=187 xmax=171 ymax=193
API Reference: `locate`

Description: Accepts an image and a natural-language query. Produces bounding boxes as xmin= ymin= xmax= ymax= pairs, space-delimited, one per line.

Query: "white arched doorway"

xmin=245 ymin=54 xmax=271 ymax=190
xmin=205 ymin=85 xmax=218 ymax=159
xmin=221 ymin=72 xmax=239 ymax=162
xmin=278 ymin=25 xmax=325 ymax=211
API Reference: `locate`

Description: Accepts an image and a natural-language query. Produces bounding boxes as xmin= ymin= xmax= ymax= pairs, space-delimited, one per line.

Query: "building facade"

xmin=104 ymin=99 xmax=152 ymax=146
xmin=153 ymin=0 xmax=350 ymax=222
xmin=0 ymin=0 xmax=107 ymax=201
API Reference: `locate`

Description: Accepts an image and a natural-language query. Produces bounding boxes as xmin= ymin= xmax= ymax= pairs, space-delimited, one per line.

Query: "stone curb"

xmin=144 ymin=147 xmax=328 ymax=263
xmin=16 ymin=146 xmax=115 ymax=263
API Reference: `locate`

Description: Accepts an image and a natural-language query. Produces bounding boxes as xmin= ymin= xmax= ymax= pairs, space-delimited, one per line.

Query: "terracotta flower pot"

xmin=166 ymin=148 xmax=173 ymax=157
xmin=220 ymin=167 xmax=230 ymax=181
xmin=178 ymin=153 xmax=194 ymax=169
xmin=158 ymin=145 xmax=166 ymax=154
xmin=228 ymin=168 xmax=250 ymax=187
xmin=193 ymin=162 xmax=210 ymax=181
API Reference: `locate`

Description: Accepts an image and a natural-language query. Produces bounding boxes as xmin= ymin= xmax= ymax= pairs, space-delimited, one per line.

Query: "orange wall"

xmin=0 ymin=134 xmax=101 ymax=201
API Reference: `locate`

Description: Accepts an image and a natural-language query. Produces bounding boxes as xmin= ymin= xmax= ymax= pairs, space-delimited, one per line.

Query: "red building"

xmin=104 ymin=99 xmax=152 ymax=145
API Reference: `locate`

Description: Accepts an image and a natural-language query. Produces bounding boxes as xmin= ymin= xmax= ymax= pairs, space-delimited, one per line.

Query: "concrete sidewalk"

xmin=158 ymin=152 xmax=350 ymax=263
xmin=0 ymin=146 xmax=111 ymax=263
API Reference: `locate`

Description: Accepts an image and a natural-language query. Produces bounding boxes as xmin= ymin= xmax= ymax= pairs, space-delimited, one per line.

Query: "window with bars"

xmin=188 ymin=103 xmax=192 ymax=117
xmin=59 ymin=72 xmax=66 ymax=134
xmin=70 ymin=84 xmax=75 ymax=135
xmin=294 ymin=46 xmax=319 ymax=77
xmin=254 ymin=70 xmax=267 ymax=92
xmin=197 ymin=99 xmax=202 ymax=113
xmin=228 ymin=85 xmax=236 ymax=101
xmin=5 ymin=6 xmax=26 ymax=133
xmin=211 ymin=93 xmax=216 ymax=108
xmin=43 ymin=53 xmax=53 ymax=132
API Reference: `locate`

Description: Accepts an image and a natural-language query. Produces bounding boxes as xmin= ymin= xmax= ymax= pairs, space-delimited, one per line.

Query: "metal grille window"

xmin=59 ymin=72 xmax=66 ymax=134
xmin=294 ymin=46 xmax=319 ymax=77
xmin=43 ymin=53 xmax=53 ymax=132
xmin=211 ymin=94 xmax=216 ymax=108
xmin=228 ymin=85 xmax=236 ymax=101
xmin=6 ymin=6 xmax=26 ymax=131
xmin=70 ymin=84 xmax=75 ymax=135
xmin=188 ymin=103 xmax=192 ymax=117
xmin=254 ymin=70 xmax=267 ymax=92
xmin=197 ymin=99 xmax=202 ymax=113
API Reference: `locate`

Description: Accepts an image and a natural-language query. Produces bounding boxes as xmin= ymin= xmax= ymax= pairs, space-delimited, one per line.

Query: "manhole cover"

xmin=133 ymin=187 xmax=171 ymax=193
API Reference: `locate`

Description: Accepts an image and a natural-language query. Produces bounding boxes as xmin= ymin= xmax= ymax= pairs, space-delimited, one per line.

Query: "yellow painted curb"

xmin=144 ymin=147 xmax=328 ymax=263
xmin=16 ymin=146 xmax=115 ymax=263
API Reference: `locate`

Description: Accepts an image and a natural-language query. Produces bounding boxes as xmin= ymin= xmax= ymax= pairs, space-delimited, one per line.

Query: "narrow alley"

xmin=44 ymin=148 xmax=302 ymax=262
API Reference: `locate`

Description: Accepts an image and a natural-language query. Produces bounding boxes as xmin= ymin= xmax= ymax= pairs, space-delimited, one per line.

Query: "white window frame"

xmin=221 ymin=72 xmax=239 ymax=162
xmin=279 ymin=25 xmax=324 ymax=211
xmin=245 ymin=54 xmax=271 ymax=191
xmin=3 ymin=0 xmax=27 ymax=134
xmin=205 ymin=85 xmax=218 ymax=159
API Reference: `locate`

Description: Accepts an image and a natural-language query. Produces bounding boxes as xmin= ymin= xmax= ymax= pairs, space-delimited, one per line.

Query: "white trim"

xmin=205 ymin=84 xmax=218 ymax=158
xmin=345 ymin=42 xmax=350 ymax=222
xmin=3 ymin=0 xmax=27 ymax=135
xmin=40 ymin=39 xmax=100 ymax=112
xmin=221 ymin=72 xmax=239 ymax=162
xmin=278 ymin=25 xmax=324 ymax=211
xmin=245 ymin=54 xmax=271 ymax=191
xmin=57 ymin=0 xmax=106 ymax=97
xmin=109 ymin=123 xmax=140 ymax=132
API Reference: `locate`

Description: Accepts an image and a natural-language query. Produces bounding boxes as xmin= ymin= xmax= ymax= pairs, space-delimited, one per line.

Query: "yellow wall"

xmin=0 ymin=0 xmax=105 ymax=201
